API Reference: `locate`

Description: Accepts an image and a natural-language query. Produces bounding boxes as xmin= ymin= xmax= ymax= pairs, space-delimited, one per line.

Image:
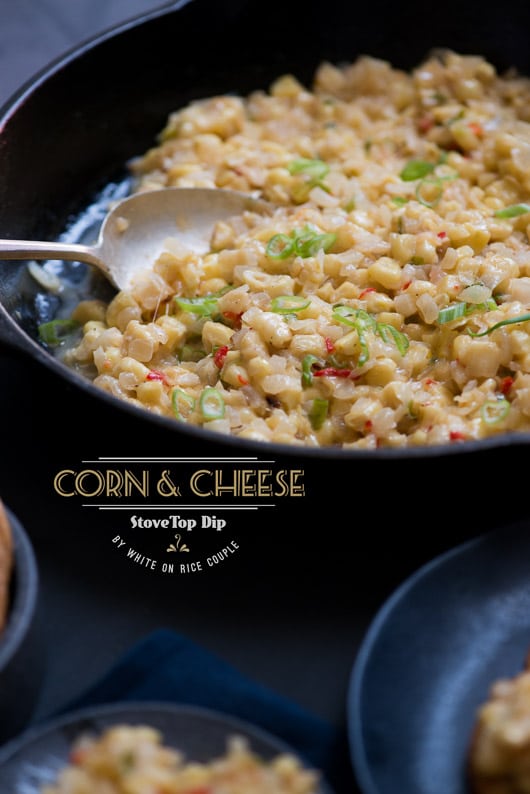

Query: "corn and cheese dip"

xmin=468 ymin=666 xmax=530 ymax=794
xmin=58 ymin=49 xmax=530 ymax=448
xmin=40 ymin=725 xmax=319 ymax=794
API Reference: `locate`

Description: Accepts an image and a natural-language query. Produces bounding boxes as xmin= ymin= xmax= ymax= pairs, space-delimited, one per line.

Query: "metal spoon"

xmin=0 ymin=187 xmax=271 ymax=291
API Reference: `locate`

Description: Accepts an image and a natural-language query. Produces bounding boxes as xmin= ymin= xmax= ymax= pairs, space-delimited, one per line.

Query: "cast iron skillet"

xmin=2 ymin=0 xmax=530 ymax=460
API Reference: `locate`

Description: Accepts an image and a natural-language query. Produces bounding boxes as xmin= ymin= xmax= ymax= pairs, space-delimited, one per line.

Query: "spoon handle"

xmin=0 ymin=240 xmax=103 ymax=268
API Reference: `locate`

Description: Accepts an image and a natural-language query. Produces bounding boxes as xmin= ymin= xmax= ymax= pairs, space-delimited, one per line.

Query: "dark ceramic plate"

xmin=0 ymin=507 xmax=40 ymax=745
xmin=0 ymin=701 xmax=333 ymax=792
xmin=348 ymin=520 xmax=530 ymax=794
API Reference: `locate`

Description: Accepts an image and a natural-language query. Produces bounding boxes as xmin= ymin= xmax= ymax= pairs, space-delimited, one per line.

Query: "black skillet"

xmin=2 ymin=0 xmax=530 ymax=461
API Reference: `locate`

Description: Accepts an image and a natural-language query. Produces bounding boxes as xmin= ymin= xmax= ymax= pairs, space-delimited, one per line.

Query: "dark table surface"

xmin=1 ymin=4 xmax=530 ymax=793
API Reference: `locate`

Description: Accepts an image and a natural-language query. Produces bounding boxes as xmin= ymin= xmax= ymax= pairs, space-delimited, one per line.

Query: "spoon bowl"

xmin=0 ymin=187 xmax=271 ymax=291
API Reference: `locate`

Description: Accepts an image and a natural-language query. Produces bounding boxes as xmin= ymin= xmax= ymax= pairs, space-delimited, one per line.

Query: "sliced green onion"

xmin=416 ymin=170 xmax=457 ymax=208
xmin=493 ymin=204 xmax=530 ymax=218
xmin=210 ymin=284 xmax=235 ymax=297
xmin=438 ymin=297 xmax=497 ymax=326
xmin=266 ymin=233 xmax=295 ymax=260
xmin=199 ymin=387 xmax=225 ymax=420
xmin=175 ymin=296 xmax=218 ymax=317
xmin=301 ymin=354 xmax=321 ymax=387
xmin=171 ymin=388 xmax=195 ymax=421
xmin=267 ymin=226 xmax=336 ymax=260
xmin=332 ymin=305 xmax=357 ymax=327
xmin=468 ymin=312 xmax=530 ymax=337
xmin=271 ymin=295 xmax=311 ymax=314
xmin=38 ymin=319 xmax=79 ymax=346
xmin=332 ymin=307 xmax=410 ymax=366
xmin=377 ymin=323 xmax=410 ymax=355
xmin=294 ymin=231 xmax=336 ymax=257
xmin=287 ymin=158 xmax=329 ymax=182
xmin=437 ymin=302 xmax=468 ymax=324
xmin=309 ymin=398 xmax=328 ymax=430
xmin=338 ymin=306 xmax=378 ymax=331
xmin=179 ymin=344 xmax=205 ymax=362
xmin=400 ymin=159 xmax=436 ymax=181
xmin=415 ymin=176 xmax=444 ymax=207
xmin=391 ymin=197 xmax=408 ymax=206
xmin=481 ymin=397 xmax=510 ymax=425
xmin=332 ymin=306 xmax=371 ymax=365
xmin=407 ymin=400 xmax=419 ymax=419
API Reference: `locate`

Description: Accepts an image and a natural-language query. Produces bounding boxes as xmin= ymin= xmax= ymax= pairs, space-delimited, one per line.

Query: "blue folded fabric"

xmin=60 ymin=628 xmax=353 ymax=793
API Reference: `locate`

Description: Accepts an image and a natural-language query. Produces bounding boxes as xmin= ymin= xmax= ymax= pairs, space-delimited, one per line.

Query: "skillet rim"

xmin=0 ymin=0 xmax=529 ymax=460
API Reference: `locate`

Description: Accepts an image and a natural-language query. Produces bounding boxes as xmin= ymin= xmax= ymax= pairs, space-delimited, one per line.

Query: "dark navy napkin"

xmin=60 ymin=628 xmax=354 ymax=793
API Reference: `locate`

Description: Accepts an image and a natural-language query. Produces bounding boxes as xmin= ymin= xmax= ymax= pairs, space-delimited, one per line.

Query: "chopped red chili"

xmin=437 ymin=231 xmax=447 ymax=239
xmin=500 ymin=376 xmax=514 ymax=395
xmin=364 ymin=419 xmax=373 ymax=431
xmin=222 ymin=310 xmax=243 ymax=329
xmin=313 ymin=367 xmax=352 ymax=378
xmin=359 ymin=287 xmax=376 ymax=299
xmin=146 ymin=369 xmax=169 ymax=384
xmin=450 ymin=430 xmax=466 ymax=441
xmin=214 ymin=345 xmax=230 ymax=368
xmin=237 ymin=374 xmax=249 ymax=386
xmin=401 ymin=280 xmax=412 ymax=291
xmin=324 ymin=337 xmax=336 ymax=353
xmin=468 ymin=122 xmax=484 ymax=137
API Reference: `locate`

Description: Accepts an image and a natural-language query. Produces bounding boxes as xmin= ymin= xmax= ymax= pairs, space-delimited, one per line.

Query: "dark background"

xmin=1 ymin=3 xmax=530 ymax=793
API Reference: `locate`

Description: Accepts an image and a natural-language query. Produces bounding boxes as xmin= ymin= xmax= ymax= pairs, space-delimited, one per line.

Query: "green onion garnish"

xmin=400 ymin=159 xmax=436 ymax=181
xmin=288 ymin=158 xmax=329 ymax=182
xmin=415 ymin=176 xmax=444 ymax=207
xmin=332 ymin=306 xmax=409 ymax=365
xmin=481 ymin=397 xmax=510 ymax=425
xmin=38 ymin=319 xmax=79 ymax=346
xmin=332 ymin=305 xmax=376 ymax=329
xmin=301 ymin=354 xmax=321 ymax=387
xmin=438 ymin=298 xmax=498 ymax=326
xmin=332 ymin=306 xmax=372 ymax=366
xmin=437 ymin=302 xmax=468 ymax=324
xmin=493 ymin=204 xmax=530 ymax=218
xmin=171 ymin=388 xmax=195 ymax=421
xmin=391 ymin=197 xmax=408 ymax=206
xmin=309 ymin=398 xmax=328 ymax=430
xmin=266 ymin=233 xmax=294 ymax=260
xmin=294 ymin=231 xmax=336 ymax=257
xmin=376 ymin=323 xmax=410 ymax=356
xmin=415 ymin=172 xmax=458 ymax=207
xmin=199 ymin=387 xmax=225 ymax=420
xmin=467 ymin=312 xmax=530 ymax=337
xmin=271 ymin=295 xmax=311 ymax=314
xmin=180 ymin=344 xmax=206 ymax=362
xmin=266 ymin=225 xmax=336 ymax=260
xmin=175 ymin=296 xmax=219 ymax=317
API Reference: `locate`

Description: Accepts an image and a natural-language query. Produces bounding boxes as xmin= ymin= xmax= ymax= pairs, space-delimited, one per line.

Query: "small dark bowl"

xmin=0 ymin=507 xmax=39 ymax=745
